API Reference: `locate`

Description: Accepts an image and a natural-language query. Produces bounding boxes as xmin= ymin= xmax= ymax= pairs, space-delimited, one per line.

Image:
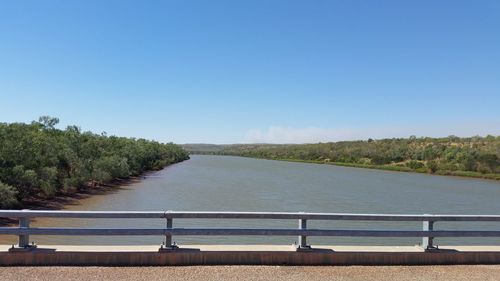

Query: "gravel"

xmin=1 ymin=265 xmax=499 ymax=281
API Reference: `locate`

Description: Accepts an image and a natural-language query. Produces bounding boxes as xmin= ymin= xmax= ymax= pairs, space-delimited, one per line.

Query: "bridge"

xmin=1 ymin=210 xmax=500 ymax=266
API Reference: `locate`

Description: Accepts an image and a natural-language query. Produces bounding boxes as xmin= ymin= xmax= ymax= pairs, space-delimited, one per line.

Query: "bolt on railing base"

xmin=159 ymin=246 xmax=179 ymax=252
xmin=424 ymin=246 xmax=441 ymax=252
xmin=294 ymin=243 xmax=313 ymax=252
xmin=159 ymin=242 xmax=179 ymax=252
xmin=416 ymin=244 xmax=441 ymax=252
xmin=8 ymin=243 xmax=38 ymax=252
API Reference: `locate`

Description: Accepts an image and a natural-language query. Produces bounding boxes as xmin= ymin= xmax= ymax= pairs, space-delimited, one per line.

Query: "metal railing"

xmin=1 ymin=210 xmax=500 ymax=251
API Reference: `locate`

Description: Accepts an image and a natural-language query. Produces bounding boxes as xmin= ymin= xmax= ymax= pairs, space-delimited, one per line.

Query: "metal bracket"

xmin=9 ymin=242 xmax=38 ymax=252
xmin=159 ymin=241 xmax=179 ymax=252
xmin=294 ymin=242 xmax=313 ymax=252
xmin=423 ymin=245 xmax=440 ymax=252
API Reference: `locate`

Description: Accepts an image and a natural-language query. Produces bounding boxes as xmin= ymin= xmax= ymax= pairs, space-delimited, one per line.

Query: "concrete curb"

xmin=1 ymin=245 xmax=500 ymax=266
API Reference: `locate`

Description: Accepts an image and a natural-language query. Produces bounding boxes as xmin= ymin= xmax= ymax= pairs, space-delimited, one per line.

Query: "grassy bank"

xmin=278 ymin=157 xmax=500 ymax=180
xmin=209 ymin=155 xmax=500 ymax=181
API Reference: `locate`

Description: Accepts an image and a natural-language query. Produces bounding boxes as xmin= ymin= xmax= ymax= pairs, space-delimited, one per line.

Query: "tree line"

xmin=187 ymin=135 xmax=499 ymax=180
xmin=0 ymin=117 xmax=189 ymax=208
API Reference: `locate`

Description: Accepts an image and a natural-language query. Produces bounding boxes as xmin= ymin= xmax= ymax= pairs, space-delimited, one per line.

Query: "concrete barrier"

xmin=1 ymin=245 xmax=500 ymax=266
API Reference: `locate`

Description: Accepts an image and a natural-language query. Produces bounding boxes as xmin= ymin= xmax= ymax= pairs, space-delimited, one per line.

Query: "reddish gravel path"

xmin=1 ymin=265 xmax=499 ymax=281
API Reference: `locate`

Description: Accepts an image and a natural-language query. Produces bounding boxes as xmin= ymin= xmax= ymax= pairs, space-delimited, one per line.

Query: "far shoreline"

xmin=191 ymin=154 xmax=500 ymax=182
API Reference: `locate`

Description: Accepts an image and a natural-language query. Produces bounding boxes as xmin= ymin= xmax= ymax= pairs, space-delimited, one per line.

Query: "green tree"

xmin=38 ymin=116 xmax=60 ymax=129
xmin=0 ymin=116 xmax=189 ymax=204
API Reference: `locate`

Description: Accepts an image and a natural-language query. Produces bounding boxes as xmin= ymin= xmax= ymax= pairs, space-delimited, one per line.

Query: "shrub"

xmin=0 ymin=182 xmax=19 ymax=208
xmin=406 ymin=160 xmax=424 ymax=170
xmin=426 ymin=160 xmax=438 ymax=173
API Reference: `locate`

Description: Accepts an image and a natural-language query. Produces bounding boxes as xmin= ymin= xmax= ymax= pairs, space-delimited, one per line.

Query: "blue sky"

xmin=0 ymin=0 xmax=499 ymax=144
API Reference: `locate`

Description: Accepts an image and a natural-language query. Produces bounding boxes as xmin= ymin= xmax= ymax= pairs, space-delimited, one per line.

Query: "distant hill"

xmin=182 ymin=143 xmax=283 ymax=154
xmin=182 ymin=143 xmax=229 ymax=154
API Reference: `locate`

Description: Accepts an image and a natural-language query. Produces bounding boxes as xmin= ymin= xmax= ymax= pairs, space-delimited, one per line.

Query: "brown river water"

xmin=1 ymin=155 xmax=500 ymax=246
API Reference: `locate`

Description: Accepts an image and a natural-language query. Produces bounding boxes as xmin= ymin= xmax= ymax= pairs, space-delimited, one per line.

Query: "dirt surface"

xmin=0 ymin=265 xmax=499 ymax=281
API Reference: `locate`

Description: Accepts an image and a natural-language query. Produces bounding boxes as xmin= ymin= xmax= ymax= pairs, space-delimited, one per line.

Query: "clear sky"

xmin=0 ymin=0 xmax=499 ymax=144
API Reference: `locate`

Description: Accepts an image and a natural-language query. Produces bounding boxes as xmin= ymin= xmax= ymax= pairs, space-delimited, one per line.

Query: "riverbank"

xmin=228 ymin=156 xmax=500 ymax=181
xmin=0 ymin=165 xmax=180 ymax=226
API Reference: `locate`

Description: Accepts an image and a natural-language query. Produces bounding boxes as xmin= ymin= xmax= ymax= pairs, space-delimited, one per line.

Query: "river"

xmin=2 ymin=155 xmax=500 ymax=246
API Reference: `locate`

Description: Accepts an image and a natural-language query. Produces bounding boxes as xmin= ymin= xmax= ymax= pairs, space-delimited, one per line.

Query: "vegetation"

xmin=185 ymin=135 xmax=500 ymax=180
xmin=0 ymin=117 xmax=189 ymax=208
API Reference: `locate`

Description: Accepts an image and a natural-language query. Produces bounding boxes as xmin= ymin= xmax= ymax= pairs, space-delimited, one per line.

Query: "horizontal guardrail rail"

xmin=2 ymin=228 xmax=500 ymax=237
xmin=1 ymin=210 xmax=500 ymax=251
xmin=2 ymin=210 xmax=500 ymax=221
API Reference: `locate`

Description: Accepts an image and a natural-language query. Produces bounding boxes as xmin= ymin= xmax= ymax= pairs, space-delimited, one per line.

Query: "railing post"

xmin=422 ymin=219 xmax=437 ymax=251
xmin=9 ymin=209 xmax=37 ymax=252
xmin=160 ymin=211 xmax=177 ymax=251
xmin=18 ymin=216 xmax=30 ymax=248
xmin=165 ymin=218 xmax=173 ymax=246
xmin=296 ymin=218 xmax=311 ymax=251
